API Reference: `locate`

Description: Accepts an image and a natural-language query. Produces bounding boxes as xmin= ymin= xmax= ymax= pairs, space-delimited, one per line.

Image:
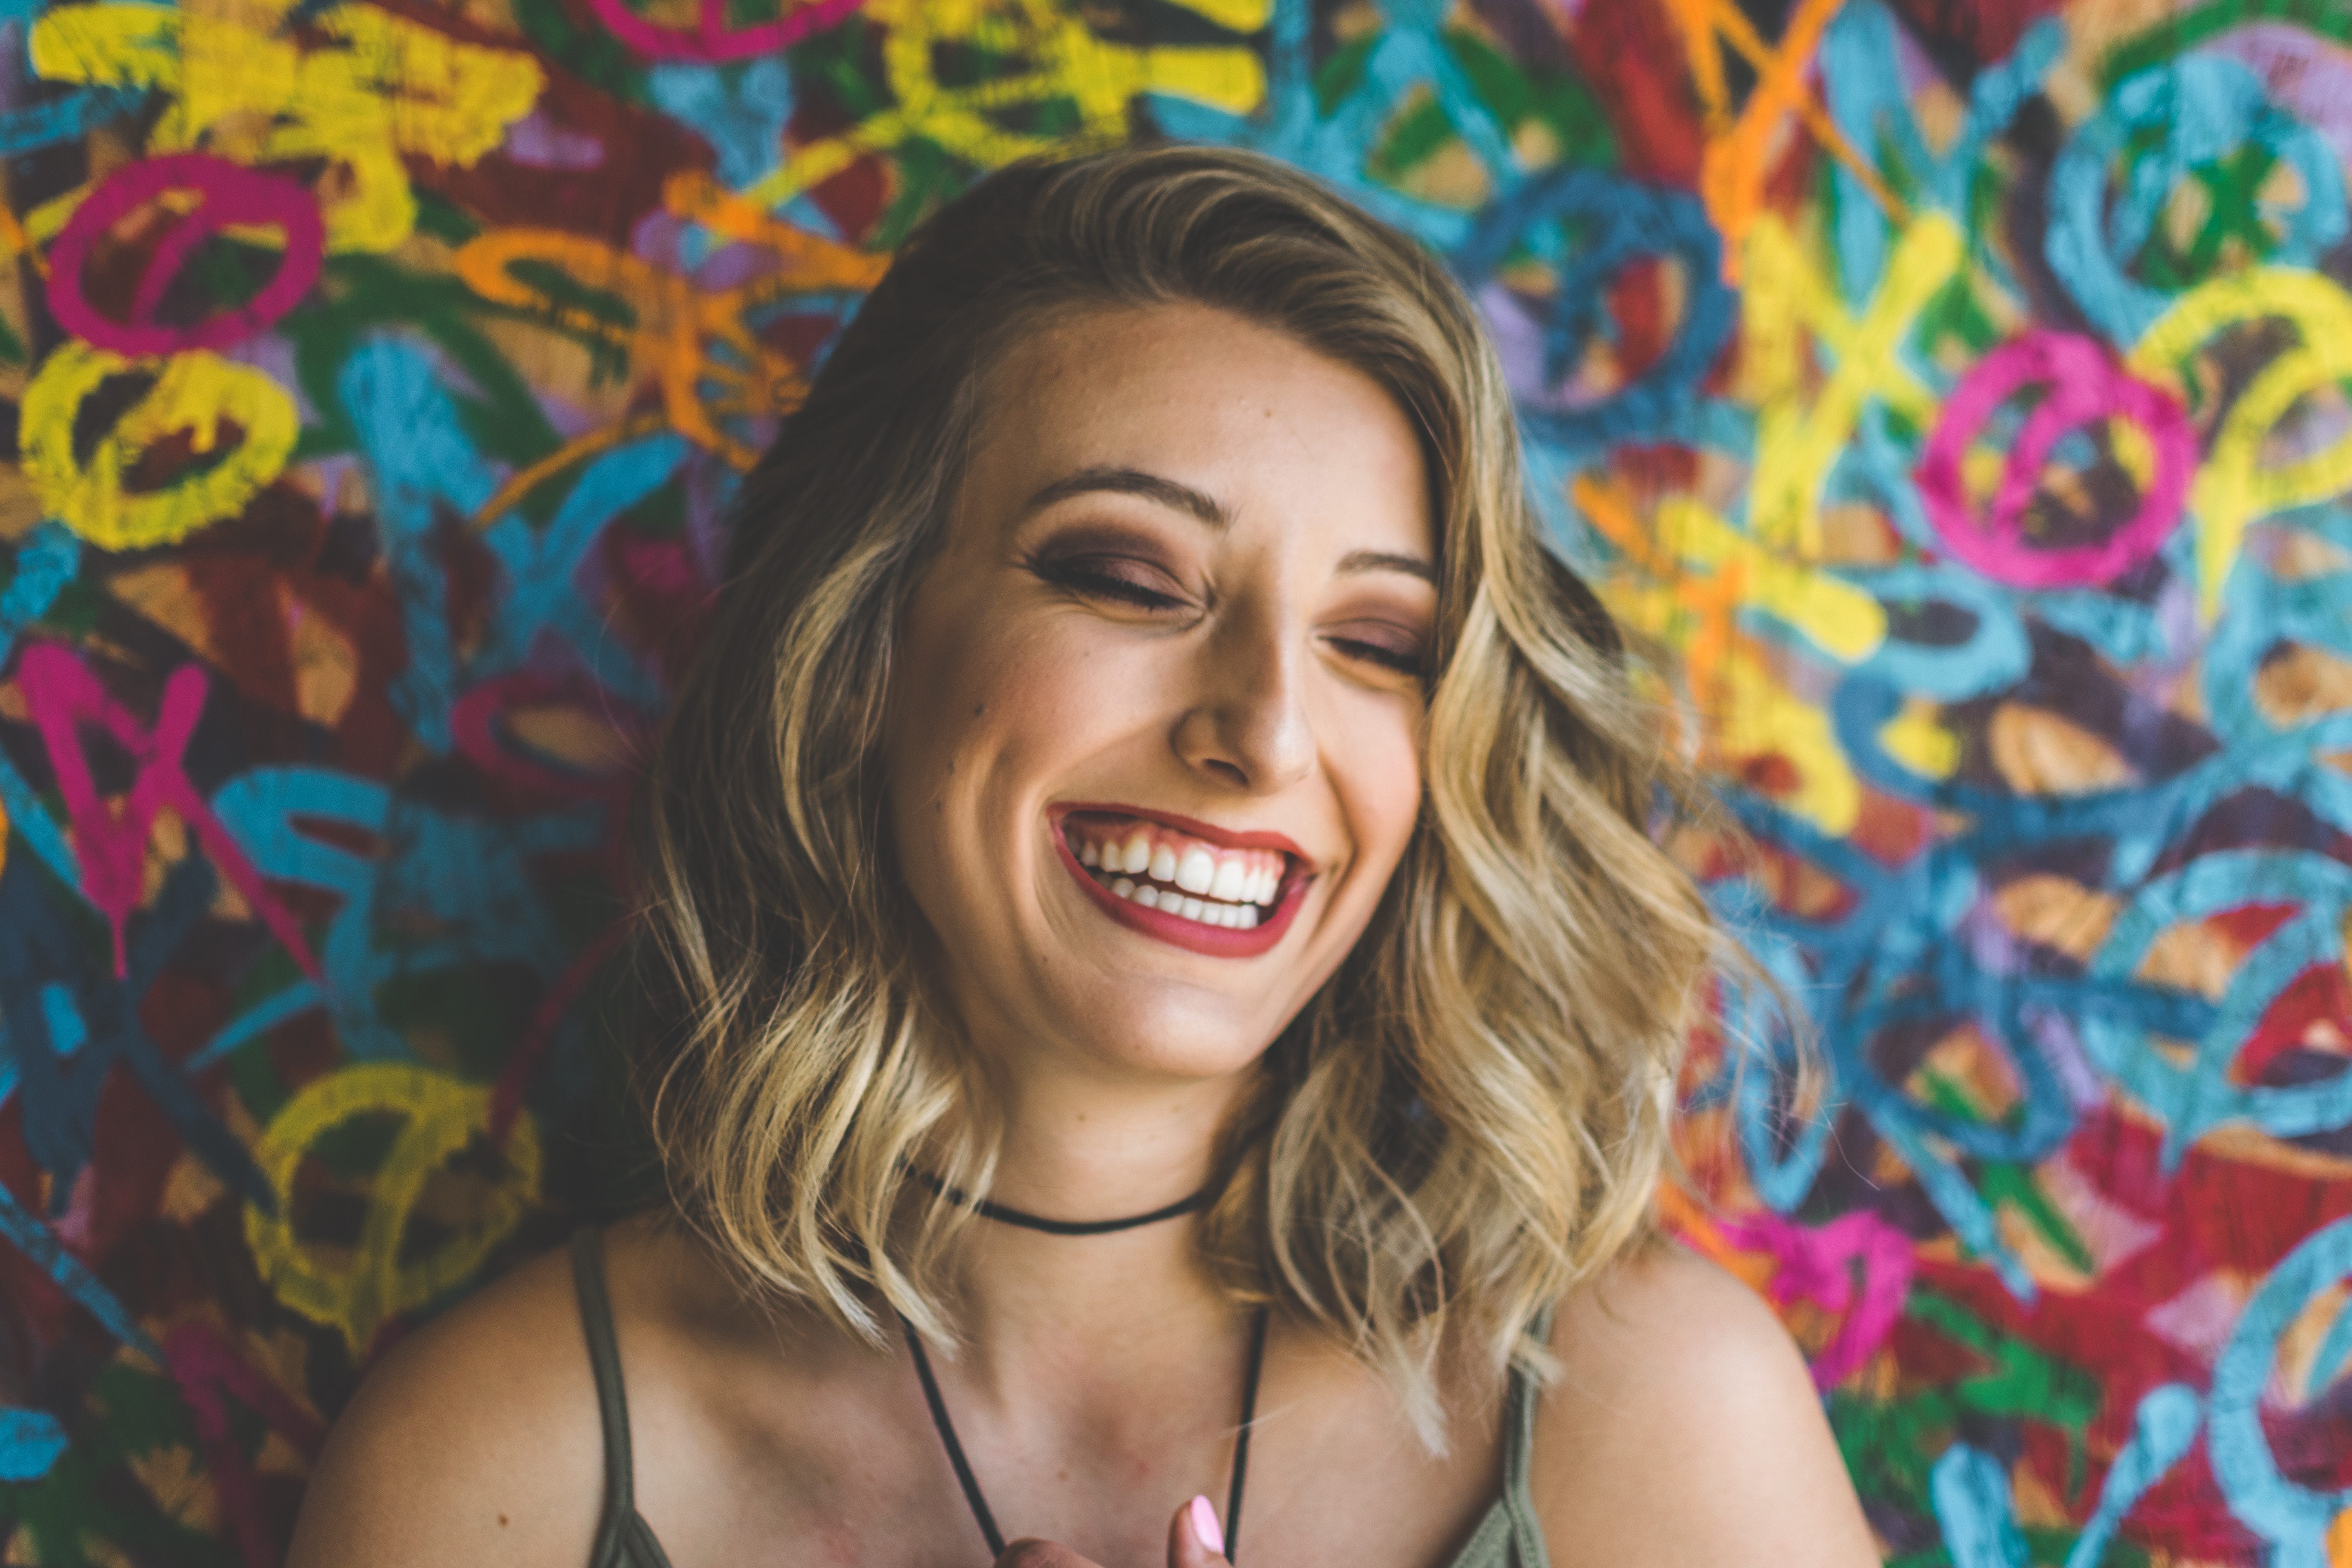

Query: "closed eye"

xmin=1326 ymin=632 xmax=1426 ymax=678
xmin=1027 ymin=552 xmax=1189 ymax=611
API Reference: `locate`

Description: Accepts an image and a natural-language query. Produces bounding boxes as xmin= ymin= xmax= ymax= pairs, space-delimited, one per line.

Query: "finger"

xmin=995 ymin=1539 xmax=1102 ymax=1568
xmin=1167 ymin=1494 xmax=1229 ymax=1568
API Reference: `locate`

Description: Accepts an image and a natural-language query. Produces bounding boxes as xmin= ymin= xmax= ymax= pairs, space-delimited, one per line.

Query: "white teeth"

xmin=1092 ymin=865 xmax=1272 ymax=931
xmin=1077 ymin=823 xmax=1292 ymax=931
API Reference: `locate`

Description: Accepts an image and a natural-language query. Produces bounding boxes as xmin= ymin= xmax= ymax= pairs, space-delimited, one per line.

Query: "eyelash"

xmin=1029 ymin=554 xmax=1185 ymax=610
xmin=1029 ymin=553 xmax=1427 ymax=678
xmin=1330 ymin=637 xmax=1426 ymax=677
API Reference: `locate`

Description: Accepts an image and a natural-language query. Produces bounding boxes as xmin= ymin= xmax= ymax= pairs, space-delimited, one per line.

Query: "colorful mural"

xmin=0 ymin=0 xmax=2350 ymax=1560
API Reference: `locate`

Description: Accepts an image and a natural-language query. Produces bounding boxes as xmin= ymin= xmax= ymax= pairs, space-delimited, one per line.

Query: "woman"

xmin=289 ymin=143 xmax=1879 ymax=1568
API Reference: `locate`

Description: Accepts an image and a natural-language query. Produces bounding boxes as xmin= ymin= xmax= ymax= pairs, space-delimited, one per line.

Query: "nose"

xmin=1171 ymin=599 xmax=1316 ymax=793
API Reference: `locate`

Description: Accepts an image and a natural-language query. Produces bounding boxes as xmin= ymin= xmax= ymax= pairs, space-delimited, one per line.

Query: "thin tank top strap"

xmin=1499 ymin=1305 xmax=1557 ymax=1568
xmin=569 ymin=1226 xmax=642 ymax=1566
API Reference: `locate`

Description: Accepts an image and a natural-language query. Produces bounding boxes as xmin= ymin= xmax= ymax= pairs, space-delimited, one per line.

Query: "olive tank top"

xmin=569 ymin=1227 xmax=1555 ymax=1568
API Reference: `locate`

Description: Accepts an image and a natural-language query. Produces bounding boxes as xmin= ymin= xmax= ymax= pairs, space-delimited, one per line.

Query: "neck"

xmin=944 ymin=1060 xmax=1250 ymax=1388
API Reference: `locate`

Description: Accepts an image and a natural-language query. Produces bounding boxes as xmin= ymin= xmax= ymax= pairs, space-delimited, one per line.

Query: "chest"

xmin=619 ymin=1354 xmax=1513 ymax=1568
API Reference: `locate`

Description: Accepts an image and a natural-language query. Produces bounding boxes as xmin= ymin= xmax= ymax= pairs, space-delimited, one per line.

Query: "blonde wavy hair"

xmin=636 ymin=142 xmax=1728 ymax=1439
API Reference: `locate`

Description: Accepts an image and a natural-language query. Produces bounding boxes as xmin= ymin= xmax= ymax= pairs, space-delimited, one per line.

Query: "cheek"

xmin=1335 ymin=710 xmax=1425 ymax=884
xmin=887 ymin=612 xmax=1116 ymax=873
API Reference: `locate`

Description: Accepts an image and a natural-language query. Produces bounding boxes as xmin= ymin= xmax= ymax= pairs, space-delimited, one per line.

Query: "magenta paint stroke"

xmin=164 ymin=1322 xmax=325 ymax=1568
xmin=18 ymin=642 xmax=321 ymax=980
xmin=584 ymin=0 xmax=864 ymax=64
xmin=1915 ymin=329 xmax=2195 ymax=589
xmin=46 ymin=153 xmax=324 ymax=359
xmin=1720 ymin=1208 xmax=1916 ymax=1388
xmin=448 ymin=669 xmax=645 ymax=799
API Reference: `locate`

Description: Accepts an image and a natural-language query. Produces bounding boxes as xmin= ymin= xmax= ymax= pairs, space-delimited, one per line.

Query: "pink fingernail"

xmin=1189 ymin=1495 xmax=1224 ymax=1557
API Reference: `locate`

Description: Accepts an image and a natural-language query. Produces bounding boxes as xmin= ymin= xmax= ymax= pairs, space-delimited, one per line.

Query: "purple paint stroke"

xmin=1916 ymin=330 xmax=2195 ymax=590
xmin=2204 ymin=24 xmax=2352 ymax=173
xmin=500 ymin=107 xmax=607 ymax=171
xmin=46 ymin=152 xmax=323 ymax=358
xmin=18 ymin=644 xmax=321 ymax=980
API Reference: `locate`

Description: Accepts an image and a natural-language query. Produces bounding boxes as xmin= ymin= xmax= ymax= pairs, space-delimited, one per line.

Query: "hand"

xmin=989 ymin=1495 xmax=1232 ymax=1568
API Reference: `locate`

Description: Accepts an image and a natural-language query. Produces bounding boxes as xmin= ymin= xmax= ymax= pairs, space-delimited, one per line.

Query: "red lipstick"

xmin=1048 ymin=809 xmax=1311 ymax=958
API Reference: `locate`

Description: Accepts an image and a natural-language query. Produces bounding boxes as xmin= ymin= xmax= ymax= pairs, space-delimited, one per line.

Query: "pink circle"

xmin=47 ymin=152 xmax=323 ymax=358
xmin=1915 ymin=329 xmax=2195 ymax=589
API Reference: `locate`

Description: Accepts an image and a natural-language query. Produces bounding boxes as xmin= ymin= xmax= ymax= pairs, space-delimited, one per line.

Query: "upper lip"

xmin=1050 ymin=801 xmax=1314 ymax=869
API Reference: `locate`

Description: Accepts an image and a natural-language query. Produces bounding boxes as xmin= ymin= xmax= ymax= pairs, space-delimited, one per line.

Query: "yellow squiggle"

xmin=1578 ymin=475 xmax=1879 ymax=835
xmin=1741 ymin=211 xmax=1964 ymax=559
xmin=246 ymin=1063 xmax=541 ymax=1355
xmin=2127 ymin=267 xmax=2352 ymax=619
xmin=29 ymin=3 xmax=542 ymax=253
xmin=735 ymin=0 xmax=1266 ymax=212
xmin=1651 ymin=495 xmax=1889 ymax=663
xmin=24 ymin=343 xmax=299 ymax=551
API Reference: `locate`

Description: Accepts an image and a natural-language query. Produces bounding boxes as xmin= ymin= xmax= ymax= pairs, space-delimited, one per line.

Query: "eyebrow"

xmin=1021 ymin=466 xmax=1232 ymax=529
xmin=1337 ymin=548 xmax=1437 ymax=585
xmin=1022 ymin=465 xmax=1437 ymax=583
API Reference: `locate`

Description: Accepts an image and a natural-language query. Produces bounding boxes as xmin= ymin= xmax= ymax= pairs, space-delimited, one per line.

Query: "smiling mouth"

xmin=1059 ymin=811 xmax=1299 ymax=932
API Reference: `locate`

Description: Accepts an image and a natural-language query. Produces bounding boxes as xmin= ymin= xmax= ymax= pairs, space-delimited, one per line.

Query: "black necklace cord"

xmin=1223 ymin=1305 xmax=1270 ymax=1561
xmin=901 ymin=1306 xmax=1272 ymax=1563
xmin=902 ymin=1317 xmax=1007 ymax=1557
xmin=909 ymin=1169 xmax=1211 ymax=1236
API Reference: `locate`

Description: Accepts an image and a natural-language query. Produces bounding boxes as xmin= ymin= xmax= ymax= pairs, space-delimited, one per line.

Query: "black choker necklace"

xmin=911 ymin=1169 xmax=1210 ymax=1236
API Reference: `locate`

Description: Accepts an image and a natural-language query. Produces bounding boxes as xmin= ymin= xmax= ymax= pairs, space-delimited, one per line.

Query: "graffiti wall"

xmin=0 ymin=0 xmax=2349 ymax=1559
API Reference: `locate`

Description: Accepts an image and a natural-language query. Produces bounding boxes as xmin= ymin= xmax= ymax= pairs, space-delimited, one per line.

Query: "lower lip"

xmin=1051 ymin=833 xmax=1307 ymax=958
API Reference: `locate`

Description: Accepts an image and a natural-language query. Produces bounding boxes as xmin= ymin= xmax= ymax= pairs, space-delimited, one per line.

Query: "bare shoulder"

xmin=1528 ymin=1243 xmax=1880 ymax=1568
xmin=285 ymin=1229 xmax=605 ymax=1568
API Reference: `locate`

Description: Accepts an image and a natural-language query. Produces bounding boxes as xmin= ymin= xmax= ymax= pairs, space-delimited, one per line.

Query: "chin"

xmin=1052 ymin=983 xmax=1292 ymax=1083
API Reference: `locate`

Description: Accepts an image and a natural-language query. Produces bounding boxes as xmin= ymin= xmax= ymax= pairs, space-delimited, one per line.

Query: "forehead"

xmin=959 ymin=303 xmax=1434 ymax=553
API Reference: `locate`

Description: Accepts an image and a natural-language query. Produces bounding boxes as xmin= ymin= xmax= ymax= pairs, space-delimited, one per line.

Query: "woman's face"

xmin=884 ymin=303 xmax=1436 ymax=1085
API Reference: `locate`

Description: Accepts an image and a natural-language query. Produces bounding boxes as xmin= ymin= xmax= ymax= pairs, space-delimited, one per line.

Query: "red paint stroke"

xmin=164 ymin=1321 xmax=324 ymax=1568
xmin=2232 ymin=961 xmax=2352 ymax=1086
xmin=488 ymin=918 xmax=628 ymax=1146
xmin=1566 ymin=0 xmax=1706 ymax=186
xmin=582 ymin=0 xmax=863 ymax=63
xmin=47 ymin=153 xmax=323 ymax=358
xmin=18 ymin=643 xmax=321 ymax=980
xmin=1719 ymin=1208 xmax=1916 ymax=1387
xmin=1606 ymin=258 xmax=1671 ymax=384
xmin=1916 ymin=329 xmax=2195 ymax=589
